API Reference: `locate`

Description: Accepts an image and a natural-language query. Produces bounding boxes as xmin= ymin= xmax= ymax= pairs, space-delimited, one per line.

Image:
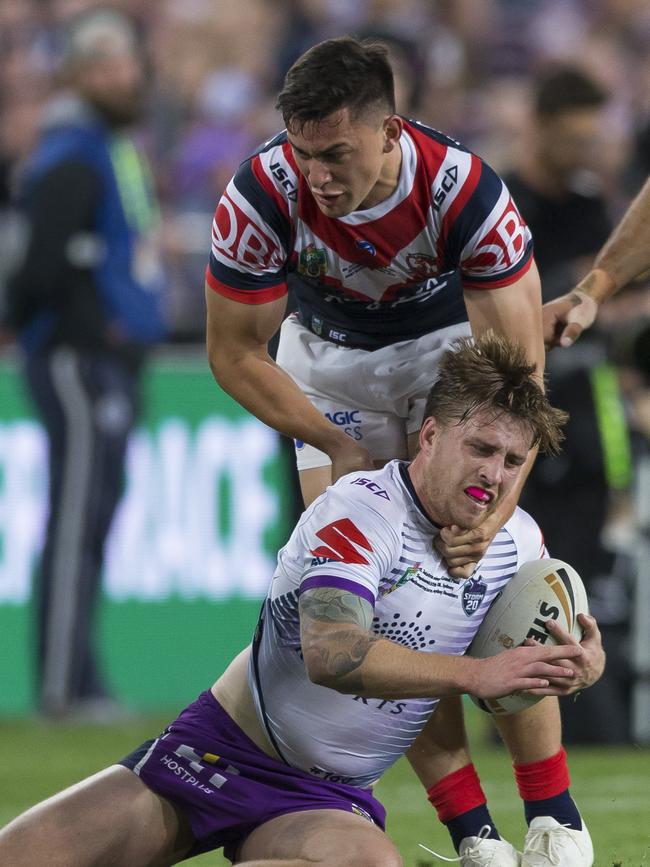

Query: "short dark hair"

xmin=276 ymin=36 xmax=396 ymax=130
xmin=534 ymin=65 xmax=607 ymax=117
xmin=423 ymin=333 xmax=567 ymax=455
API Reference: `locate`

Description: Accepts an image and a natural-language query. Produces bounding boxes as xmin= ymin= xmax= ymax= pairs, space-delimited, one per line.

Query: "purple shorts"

xmin=119 ymin=690 xmax=386 ymax=861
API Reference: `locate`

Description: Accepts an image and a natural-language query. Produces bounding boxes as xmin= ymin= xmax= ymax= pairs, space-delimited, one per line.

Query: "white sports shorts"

xmin=276 ymin=314 xmax=472 ymax=470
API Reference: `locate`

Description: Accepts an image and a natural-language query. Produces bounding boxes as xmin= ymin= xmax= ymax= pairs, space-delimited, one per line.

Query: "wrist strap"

xmin=575 ymin=267 xmax=616 ymax=304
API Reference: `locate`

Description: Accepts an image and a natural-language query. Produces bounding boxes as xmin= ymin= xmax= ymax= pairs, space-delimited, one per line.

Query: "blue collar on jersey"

xmin=398 ymin=461 xmax=443 ymax=530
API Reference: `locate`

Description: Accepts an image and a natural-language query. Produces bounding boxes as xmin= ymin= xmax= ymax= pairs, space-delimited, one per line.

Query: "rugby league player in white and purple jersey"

xmin=0 ymin=336 xmax=603 ymax=866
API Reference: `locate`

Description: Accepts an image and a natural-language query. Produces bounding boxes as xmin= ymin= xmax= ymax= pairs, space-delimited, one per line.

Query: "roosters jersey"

xmin=248 ymin=460 xmax=546 ymax=788
xmin=206 ymin=119 xmax=534 ymax=349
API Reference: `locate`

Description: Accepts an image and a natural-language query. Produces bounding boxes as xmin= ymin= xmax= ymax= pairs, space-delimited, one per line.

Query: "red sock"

xmin=427 ymin=763 xmax=487 ymax=823
xmin=513 ymin=747 xmax=570 ymax=801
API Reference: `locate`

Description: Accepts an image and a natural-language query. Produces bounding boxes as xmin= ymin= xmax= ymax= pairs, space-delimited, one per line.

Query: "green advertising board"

xmin=0 ymin=351 xmax=293 ymax=715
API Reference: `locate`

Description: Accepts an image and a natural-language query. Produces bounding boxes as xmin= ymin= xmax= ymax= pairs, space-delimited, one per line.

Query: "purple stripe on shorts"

xmin=300 ymin=575 xmax=375 ymax=607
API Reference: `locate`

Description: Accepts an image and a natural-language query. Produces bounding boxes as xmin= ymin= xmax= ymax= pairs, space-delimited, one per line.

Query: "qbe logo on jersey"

xmin=464 ymin=199 xmax=531 ymax=273
xmin=462 ymin=576 xmax=487 ymax=616
xmin=211 ymin=187 xmax=284 ymax=272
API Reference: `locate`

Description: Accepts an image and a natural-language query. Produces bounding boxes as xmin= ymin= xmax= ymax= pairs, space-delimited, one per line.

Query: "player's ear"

xmin=419 ymin=415 xmax=438 ymax=453
xmin=382 ymin=115 xmax=403 ymax=152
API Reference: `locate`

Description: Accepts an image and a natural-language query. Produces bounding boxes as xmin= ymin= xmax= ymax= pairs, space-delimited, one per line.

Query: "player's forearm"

xmin=464 ymin=265 xmax=546 ymax=384
xmin=208 ymin=346 xmax=348 ymax=455
xmin=305 ymin=629 xmax=476 ymax=700
xmin=587 ymin=177 xmax=650 ymax=295
xmin=488 ymin=445 xmax=537 ymax=529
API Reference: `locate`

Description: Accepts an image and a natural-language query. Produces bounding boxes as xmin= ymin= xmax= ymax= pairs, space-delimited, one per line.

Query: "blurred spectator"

xmin=504 ymin=65 xmax=613 ymax=303
xmin=5 ymin=0 xmax=642 ymax=339
xmin=1 ymin=6 xmax=166 ymax=719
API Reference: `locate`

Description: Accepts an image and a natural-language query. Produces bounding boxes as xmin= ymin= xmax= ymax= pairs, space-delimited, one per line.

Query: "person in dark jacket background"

xmin=2 ymin=7 xmax=166 ymax=719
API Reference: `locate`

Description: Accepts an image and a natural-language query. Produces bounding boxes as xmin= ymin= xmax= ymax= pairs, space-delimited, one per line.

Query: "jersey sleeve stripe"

xmin=205 ymin=265 xmax=287 ymax=303
xmin=232 ymin=159 xmax=291 ymax=247
xmin=251 ymin=155 xmax=291 ymax=222
xmin=460 ymin=183 xmax=511 ymax=258
xmin=299 ymin=575 xmax=376 ymax=607
xmin=435 ymin=153 xmax=482 ymax=265
xmin=442 ymin=153 xmax=482 ymax=231
xmin=461 ymin=244 xmax=534 ymax=289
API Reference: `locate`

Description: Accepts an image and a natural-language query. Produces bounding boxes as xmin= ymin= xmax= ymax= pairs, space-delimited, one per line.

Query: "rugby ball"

xmin=467 ymin=558 xmax=588 ymax=715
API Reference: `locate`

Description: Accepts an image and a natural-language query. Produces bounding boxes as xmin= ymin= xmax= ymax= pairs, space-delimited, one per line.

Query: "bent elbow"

xmin=303 ymin=653 xmax=359 ymax=694
xmin=207 ymin=349 xmax=223 ymax=383
xmin=304 ymin=659 xmax=331 ymax=689
xmin=207 ymin=343 xmax=236 ymax=391
xmin=303 ymin=654 xmax=341 ymax=691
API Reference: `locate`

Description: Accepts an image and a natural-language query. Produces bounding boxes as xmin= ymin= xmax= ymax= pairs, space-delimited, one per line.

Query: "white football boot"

xmin=420 ymin=825 xmax=521 ymax=866
xmin=458 ymin=831 xmax=521 ymax=866
xmin=521 ymin=816 xmax=594 ymax=866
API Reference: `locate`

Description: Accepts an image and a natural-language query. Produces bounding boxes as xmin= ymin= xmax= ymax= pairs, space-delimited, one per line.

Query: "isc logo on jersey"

xmin=310 ymin=518 xmax=373 ymax=565
xmin=212 ymin=193 xmax=283 ymax=271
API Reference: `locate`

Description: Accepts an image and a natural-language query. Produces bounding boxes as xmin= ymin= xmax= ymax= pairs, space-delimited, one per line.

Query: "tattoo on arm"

xmin=300 ymin=588 xmax=380 ymax=685
xmin=300 ymin=587 xmax=374 ymax=628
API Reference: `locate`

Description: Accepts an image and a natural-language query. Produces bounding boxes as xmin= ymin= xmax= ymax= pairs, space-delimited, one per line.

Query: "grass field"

xmin=0 ymin=706 xmax=648 ymax=866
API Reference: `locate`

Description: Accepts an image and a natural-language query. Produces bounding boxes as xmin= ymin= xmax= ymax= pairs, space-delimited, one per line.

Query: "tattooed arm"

xmin=543 ymin=176 xmax=650 ymax=349
xmin=298 ymin=586 xmax=583 ymax=700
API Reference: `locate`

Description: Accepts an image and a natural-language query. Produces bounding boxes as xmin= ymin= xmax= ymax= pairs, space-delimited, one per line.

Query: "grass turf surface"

xmin=0 ymin=707 xmax=648 ymax=866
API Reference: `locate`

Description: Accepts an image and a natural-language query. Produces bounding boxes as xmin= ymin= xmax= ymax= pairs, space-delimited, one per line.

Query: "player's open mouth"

xmin=464 ymin=486 xmax=493 ymax=505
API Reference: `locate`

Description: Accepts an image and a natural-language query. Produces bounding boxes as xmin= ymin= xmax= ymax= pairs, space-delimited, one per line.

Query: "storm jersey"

xmin=249 ymin=460 xmax=546 ymax=788
xmin=206 ymin=118 xmax=534 ymax=349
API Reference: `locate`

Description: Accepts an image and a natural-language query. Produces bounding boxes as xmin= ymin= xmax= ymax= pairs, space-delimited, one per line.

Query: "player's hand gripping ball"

xmin=468 ymin=558 xmax=588 ymax=714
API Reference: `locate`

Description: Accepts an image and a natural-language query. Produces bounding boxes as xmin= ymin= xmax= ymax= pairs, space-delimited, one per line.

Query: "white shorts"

xmin=276 ymin=315 xmax=472 ymax=470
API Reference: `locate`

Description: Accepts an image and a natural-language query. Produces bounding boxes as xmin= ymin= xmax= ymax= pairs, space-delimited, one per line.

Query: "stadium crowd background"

xmin=2 ymin=0 xmax=650 ymax=337
xmin=1 ymin=0 xmax=650 ymax=742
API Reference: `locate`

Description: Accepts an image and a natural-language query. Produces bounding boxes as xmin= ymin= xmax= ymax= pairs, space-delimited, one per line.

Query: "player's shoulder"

xmin=403 ymin=116 xmax=506 ymax=211
xmin=404 ymin=117 xmax=473 ymax=157
xmin=232 ymin=131 xmax=292 ymax=191
xmin=403 ymin=116 xmax=500 ymax=179
xmin=248 ymin=129 xmax=289 ymax=160
xmin=290 ymin=464 xmax=407 ymax=573
xmin=308 ymin=462 xmax=408 ymax=533
xmin=501 ymin=506 xmax=546 ymax=561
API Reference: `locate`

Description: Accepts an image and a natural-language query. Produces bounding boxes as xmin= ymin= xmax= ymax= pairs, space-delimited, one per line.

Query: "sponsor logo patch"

xmin=383 ymin=563 xmax=420 ymax=595
xmin=461 ymin=576 xmax=487 ymax=616
xmin=406 ymin=252 xmax=438 ymax=280
xmin=299 ymin=243 xmax=327 ymax=278
xmin=326 ymin=410 xmax=361 ymax=426
xmin=310 ymin=518 xmax=373 ymax=564
xmin=355 ymin=239 xmax=376 ymax=256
